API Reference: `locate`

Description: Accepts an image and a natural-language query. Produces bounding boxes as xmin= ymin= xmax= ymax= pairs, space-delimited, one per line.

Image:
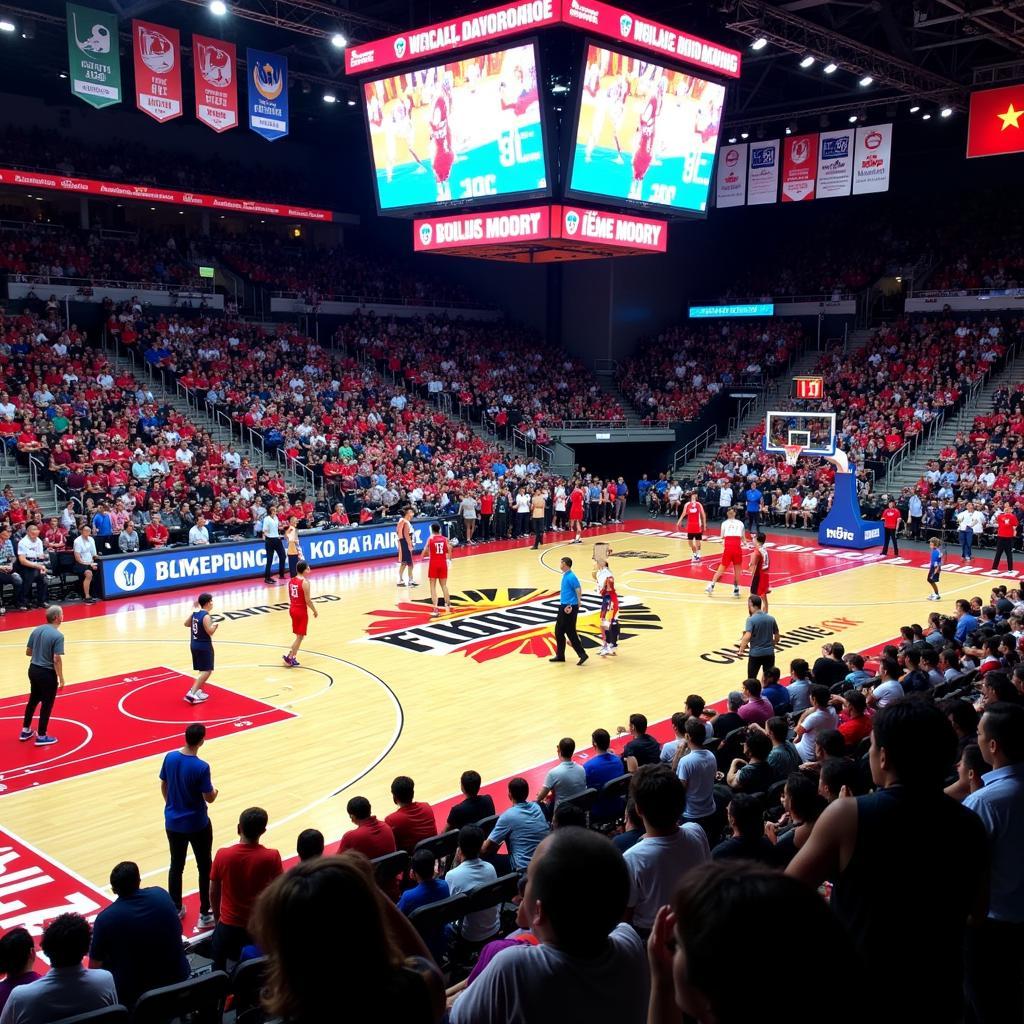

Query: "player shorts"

xmin=191 ymin=645 xmax=214 ymax=673
xmin=291 ymin=611 xmax=308 ymax=638
xmin=433 ymin=148 xmax=455 ymax=183
xmin=600 ymin=594 xmax=619 ymax=621
xmin=721 ymin=545 xmax=743 ymax=569
xmin=632 ymin=143 xmax=653 ymax=180
xmin=399 ymin=538 xmax=413 ymax=566
xmin=687 ymin=531 xmax=703 ymax=541
xmin=927 ymin=569 xmax=941 ymax=584
xmin=428 ymin=563 xmax=448 ymax=580
xmin=751 ymin=570 xmax=771 ymax=597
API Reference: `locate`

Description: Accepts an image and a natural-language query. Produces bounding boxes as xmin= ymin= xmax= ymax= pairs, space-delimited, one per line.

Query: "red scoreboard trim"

xmin=554 ymin=204 xmax=667 ymax=251
xmin=347 ymin=0 xmax=741 ymax=79
xmin=0 ymin=168 xmax=334 ymax=222
xmin=414 ymin=206 xmax=552 ymax=250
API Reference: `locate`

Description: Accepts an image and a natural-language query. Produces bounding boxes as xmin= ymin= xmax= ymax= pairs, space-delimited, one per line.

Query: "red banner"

xmin=0 ymin=167 xmax=333 ymax=221
xmin=414 ymin=206 xmax=551 ymax=250
xmin=967 ymin=84 xmax=1024 ymax=159
xmin=132 ymin=20 xmax=182 ymax=123
xmin=346 ymin=0 xmax=740 ymax=79
xmin=781 ymin=133 xmax=818 ymax=202
xmin=193 ymin=34 xmax=238 ymax=133
xmin=554 ymin=204 xmax=667 ymax=251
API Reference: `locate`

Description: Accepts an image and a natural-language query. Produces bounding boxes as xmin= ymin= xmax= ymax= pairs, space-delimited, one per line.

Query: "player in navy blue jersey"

xmin=185 ymin=592 xmax=218 ymax=704
xmin=926 ymin=537 xmax=943 ymax=601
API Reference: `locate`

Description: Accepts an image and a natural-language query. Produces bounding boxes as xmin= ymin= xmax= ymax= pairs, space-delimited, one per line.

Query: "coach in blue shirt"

xmin=550 ymin=556 xmax=587 ymax=665
xmin=745 ymin=484 xmax=764 ymax=535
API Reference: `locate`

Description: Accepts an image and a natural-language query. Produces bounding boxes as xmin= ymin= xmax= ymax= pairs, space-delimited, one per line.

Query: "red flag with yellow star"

xmin=968 ymin=84 xmax=1024 ymax=158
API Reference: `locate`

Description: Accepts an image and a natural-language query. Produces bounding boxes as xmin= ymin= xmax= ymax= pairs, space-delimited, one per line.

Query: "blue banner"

xmin=246 ymin=48 xmax=288 ymax=141
xmin=100 ymin=521 xmax=438 ymax=598
xmin=689 ymin=303 xmax=775 ymax=318
xmin=818 ymin=473 xmax=882 ymax=550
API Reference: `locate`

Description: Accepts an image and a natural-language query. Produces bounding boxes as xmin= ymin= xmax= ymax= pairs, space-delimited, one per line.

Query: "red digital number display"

xmin=794 ymin=376 xmax=824 ymax=400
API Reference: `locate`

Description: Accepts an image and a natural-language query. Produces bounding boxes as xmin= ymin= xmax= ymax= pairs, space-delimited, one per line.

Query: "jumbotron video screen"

xmin=567 ymin=42 xmax=726 ymax=215
xmin=362 ymin=41 xmax=550 ymax=213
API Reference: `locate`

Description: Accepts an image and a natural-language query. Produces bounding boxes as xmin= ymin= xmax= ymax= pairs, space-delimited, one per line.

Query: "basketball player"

xmin=423 ymin=522 xmax=451 ymax=618
xmin=594 ymin=557 xmax=619 ymax=656
xmin=705 ymin=506 xmax=744 ymax=599
xmin=629 ymin=77 xmax=664 ymax=199
xmin=677 ymin=491 xmax=706 ymax=563
xmin=585 ymin=73 xmax=628 ymax=165
xmin=185 ymin=593 xmax=217 ymax=704
xmin=284 ymin=561 xmax=317 ymax=667
xmin=926 ymin=537 xmax=943 ymax=601
xmin=384 ymin=91 xmax=428 ymax=184
xmin=749 ymin=532 xmax=771 ymax=612
xmin=396 ymin=507 xmax=417 ymax=587
xmin=430 ymin=76 xmax=456 ymax=202
xmin=569 ymin=481 xmax=585 ymax=544
xmin=285 ymin=515 xmax=302 ymax=579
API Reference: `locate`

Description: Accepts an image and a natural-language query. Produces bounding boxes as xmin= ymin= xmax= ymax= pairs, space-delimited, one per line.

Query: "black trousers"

xmin=531 ymin=518 xmax=544 ymax=548
xmin=166 ymin=821 xmax=213 ymax=914
xmin=992 ymin=536 xmax=1014 ymax=571
xmin=747 ymin=653 xmax=776 ymax=680
xmin=23 ymin=665 xmax=58 ymax=735
xmin=263 ymin=538 xmax=286 ymax=580
xmin=965 ymin=918 xmax=1024 ymax=1024
xmin=493 ymin=512 xmax=508 ymax=539
xmin=515 ymin=512 xmax=529 ymax=537
xmin=882 ymin=528 xmax=899 ymax=556
xmin=211 ymin=921 xmax=249 ymax=971
xmin=479 ymin=513 xmax=491 ymax=540
xmin=287 ymin=552 xmax=300 ymax=578
xmin=554 ymin=605 xmax=585 ymax=660
xmin=909 ymin=516 xmax=923 ymax=540
xmin=19 ymin=566 xmax=47 ymax=606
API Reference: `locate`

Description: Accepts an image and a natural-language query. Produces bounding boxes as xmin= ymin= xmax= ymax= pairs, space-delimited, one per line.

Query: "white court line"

xmin=0 ymin=669 xmax=180 ymax=712
xmin=0 ymin=717 xmax=94 ymax=780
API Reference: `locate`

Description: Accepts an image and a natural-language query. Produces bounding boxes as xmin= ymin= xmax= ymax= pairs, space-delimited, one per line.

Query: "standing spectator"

xmin=992 ymin=502 xmax=1018 ymax=572
xmin=0 ymin=914 xmax=116 ymax=1024
xmin=963 ymin=703 xmax=1024 ymax=1024
xmin=459 ymin=493 xmax=478 ymax=545
xmin=528 ymin=488 xmax=546 ymax=549
xmin=736 ymin=596 xmax=780 ymax=681
xmin=549 ymin=556 xmax=587 ymax=665
xmin=0 ymin=930 xmax=39 ymax=1015
xmin=482 ymin=777 xmax=549 ymax=873
xmin=674 ymin=718 xmax=718 ymax=831
xmin=535 ymin=737 xmax=586 ymax=811
xmin=743 ymin=482 xmax=763 ymax=537
xmin=0 ymin=526 xmax=24 ymax=613
xmin=210 ymin=807 xmax=283 ymax=969
xmin=261 ymin=504 xmax=286 ymax=583
xmin=788 ymin=700 xmax=988 ymax=1024
xmin=159 ymin=723 xmax=218 ymax=927
xmin=444 ymin=826 xmax=499 ymax=945
xmin=88 ymin=861 xmax=189 ymax=1009
xmin=880 ymin=499 xmax=902 ymax=556
xmin=445 ymin=771 xmax=496 ymax=831
xmin=385 ymin=776 xmax=437 ymax=854
xmin=16 ymin=523 xmax=48 ymax=610
xmin=19 ymin=606 xmax=65 ymax=747
xmin=91 ymin=503 xmax=115 ymax=555
xmin=72 ymin=524 xmax=99 ymax=604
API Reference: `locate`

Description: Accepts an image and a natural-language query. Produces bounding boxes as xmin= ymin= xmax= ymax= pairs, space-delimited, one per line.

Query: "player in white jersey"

xmin=585 ymin=74 xmax=628 ymax=164
xmin=384 ymin=92 xmax=428 ymax=183
xmin=705 ymin=506 xmax=745 ymax=599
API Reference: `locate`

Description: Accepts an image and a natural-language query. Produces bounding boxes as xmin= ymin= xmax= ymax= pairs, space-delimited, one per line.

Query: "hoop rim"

xmin=781 ymin=443 xmax=804 ymax=466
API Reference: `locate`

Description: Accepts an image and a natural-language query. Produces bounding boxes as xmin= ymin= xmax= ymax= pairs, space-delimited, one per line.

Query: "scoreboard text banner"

xmin=967 ymin=85 xmax=1024 ymax=158
xmin=193 ymin=34 xmax=238 ymax=133
xmin=247 ymin=49 xmax=289 ymax=141
xmin=66 ymin=2 xmax=121 ymax=109
xmin=555 ymin=205 xmax=667 ymax=251
xmin=851 ymin=123 xmax=892 ymax=195
xmin=747 ymin=139 xmax=779 ymax=205
xmin=346 ymin=0 xmax=741 ymax=79
xmin=133 ymin=20 xmax=182 ymax=123
xmin=715 ymin=143 xmax=746 ymax=208
xmin=781 ymin=133 xmax=818 ymax=202
xmin=414 ymin=206 xmax=552 ymax=250
xmin=815 ymin=129 xmax=854 ymax=198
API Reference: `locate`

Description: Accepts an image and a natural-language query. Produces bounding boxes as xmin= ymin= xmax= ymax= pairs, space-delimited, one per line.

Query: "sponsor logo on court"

xmin=700 ymin=617 xmax=863 ymax=665
xmin=363 ymin=587 xmax=663 ymax=660
xmin=210 ymin=593 xmax=340 ymax=623
xmin=607 ymin=549 xmax=668 ymax=559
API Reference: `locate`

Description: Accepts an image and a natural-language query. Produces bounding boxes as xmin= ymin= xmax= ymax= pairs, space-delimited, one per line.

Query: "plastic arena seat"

xmin=230 ymin=955 xmax=268 ymax=1022
xmin=473 ymin=813 xmax=499 ymax=835
xmin=464 ymin=872 xmax=520 ymax=917
xmin=412 ymin=829 xmax=460 ymax=874
xmin=408 ymin=893 xmax=471 ymax=938
xmin=371 ymin=849 xmax=409 ymax=888
xmin=52 ymin=1008 xmax=129 ymax=1024
xmin=132 ymin=970 xmax=229 ymax=1024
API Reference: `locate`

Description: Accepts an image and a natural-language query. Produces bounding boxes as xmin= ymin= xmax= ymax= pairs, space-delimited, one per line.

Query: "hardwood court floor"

xmin=0 ymin=520 xmax=1012 ymax=917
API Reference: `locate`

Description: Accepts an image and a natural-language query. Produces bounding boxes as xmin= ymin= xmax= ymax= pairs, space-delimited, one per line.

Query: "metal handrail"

xmin=673 ymin=425 xmax=719 ymax=471
xmin=270 ymin=288 xmax=495 ymax=311
xmin=10 ymin=273 xmax=214 ymax=294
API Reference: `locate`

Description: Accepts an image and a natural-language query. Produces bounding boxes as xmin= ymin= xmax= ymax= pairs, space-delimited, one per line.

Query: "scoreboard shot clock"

xmin=793 ymin=376 xmax=825 ymax=400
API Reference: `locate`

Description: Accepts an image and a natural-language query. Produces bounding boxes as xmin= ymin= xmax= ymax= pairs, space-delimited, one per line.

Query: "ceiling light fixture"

xmin=331 ymin=32 xmax=347 ymax=48
xmin=740 ymin=130 xmax=749 ymax=139
xmin=0 ymin=20 xmax=16 ymax=32
xmin=799 ymin=55 xmax=815 ymax=68
xmin=859 ymin=75 xmax=873 ymax=86
xmin=751 ymin=36 xmax=767 ymax=50
xmin=823 ymin=62 xmax=838 ymax=74
xmin=922 ymin=112 xmax=931 ymax=120
xmin=909 ymin=104 xmax=920 ymax=113
xmin=941 ymin=106 xmax=953 ymax=118
xmin=323 ymin=92 xmax=337 ymax=103
xmin=210 ymin=1 xmax=228 ymax=16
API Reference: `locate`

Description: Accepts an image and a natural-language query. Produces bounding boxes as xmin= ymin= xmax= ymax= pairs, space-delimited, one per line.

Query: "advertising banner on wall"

xmin=781 ymin=133 xmax=817 ymax=202
xmin=66 ymin=3 xmax=121 ymax=109
xmin=852 ymin=123 xmax=892 ymax=194
xmin=132 ymin=20 xmax=182 ymax=122
xmin=715 ymin=143 xmax=747 ymax=208
xmin=247 ymin=48 xmax=289 ymax=141
xmin=193 ymin=34 xmax=238 ymax=132
xmin=747 ymin=139 xmax=779 ymax=205
xmin=815 ymin=129 xmax=854 ymax=198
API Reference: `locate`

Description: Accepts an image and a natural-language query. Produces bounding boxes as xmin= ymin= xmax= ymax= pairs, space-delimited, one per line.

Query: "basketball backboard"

xmin=763 ymin=410 xmax=837 ymax=457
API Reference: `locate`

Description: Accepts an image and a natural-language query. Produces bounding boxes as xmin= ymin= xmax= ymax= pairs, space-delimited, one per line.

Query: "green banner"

xmin=66 ymin=3 xmax=121 ymax=108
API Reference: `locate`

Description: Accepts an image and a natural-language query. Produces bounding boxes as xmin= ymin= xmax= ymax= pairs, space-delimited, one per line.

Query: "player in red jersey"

xmin=629 ymin=78 xmax=665 ymax=200
xmin=677 ymin=491 xmax=707 ymax=563
xmin=283 ymin=560 xmax=317 ymax=668
xmin=423 ymin=522 xmax=451 ymax=618
xmin=430 ymin=77 xmax=455 ymax=201
xmin=748 ymin=532 xmax=771 ymax=612
xmin=705 ymin=506 xmax=744 ymax=599
xmin=569 ymin=482 xmax=586 ymax=545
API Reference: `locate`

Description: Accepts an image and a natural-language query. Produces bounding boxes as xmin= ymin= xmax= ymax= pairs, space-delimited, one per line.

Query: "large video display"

xmin=567 ymin=42 xmax=725 ymax=215
xmin=362 ymin=41 xmax=549 ymax=213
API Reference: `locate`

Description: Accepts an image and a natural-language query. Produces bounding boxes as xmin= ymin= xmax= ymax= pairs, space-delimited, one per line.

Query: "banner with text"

xmin=132 ymin=20 xmax=182 ymax=123
xmin=193 ymin=34 xmax=238 ymax=133
xmin=555 ymin=205 xmax=667 ymax=251
xmin=815 ymin=129 xmax=854 ymax=198
xmin=247 ymin=49 xmax=289 ymax=141
xmin=781 ymin=133 xmax=817 ymax=202
xmin=747 ymin=139 xmax=779 ymax=205
xmin=414 ymin=206 xmax=552 ymax=250
xmin=852 ymin=123 xmax=892 ymax=195
xmin=715 ymin=143 xmax=746 ymax=208
xmin=66 ymin=3 xmax=121 ymax=109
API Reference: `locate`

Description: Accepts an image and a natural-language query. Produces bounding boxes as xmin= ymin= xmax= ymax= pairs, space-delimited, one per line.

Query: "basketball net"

xmin=782 ymin=443 xmax=804 ymax=467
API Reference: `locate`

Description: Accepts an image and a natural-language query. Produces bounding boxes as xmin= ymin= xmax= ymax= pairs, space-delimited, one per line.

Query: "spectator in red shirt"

xmin=329 ymin=503 xmax=350 ymax=526
xmin=993 ymin=502 xmax=1018 ymax=572
xmin=881 ymin=501 xmax=902 ymax=557
xmin=210 ymin=807 xmax=283 ymax=971
xmin=833 ymin=689 xmax=873 ymax=750
xmin=43 ymin=517 xmax=68 ymax=553
xmin=337 ymin=797 xmax=397 ymax=860
xmin=384 ymin=776 xmax=437 ymax=854
xmin=145 ymin=514 xmax=169 ymax=549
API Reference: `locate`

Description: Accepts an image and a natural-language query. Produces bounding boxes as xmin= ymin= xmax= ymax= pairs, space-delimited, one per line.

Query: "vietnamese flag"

xmin=967 ymin=84 xmax=1024 ymax=158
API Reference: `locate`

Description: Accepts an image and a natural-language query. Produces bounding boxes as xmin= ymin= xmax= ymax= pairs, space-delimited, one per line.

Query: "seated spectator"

xmin=585 ymin=728 xmax=628 ymax=823
xmin=210 ymin=807 xmax=283 ymax=970
xmin=623 ymin=765 xmax=710 ymax=937
xmin=945 ymin=741 xmax=987 ymax=802
xmin=761 ymin=667 xmax=790 ymax=713
xmin=818 ymin=757 xmax=858 ymax=802
xmin=867 ymin=658 xmax=906 ymax=709
xmin=737 ymin=677 xmax=774 ymax=726
xmin=794 ymin=685 xmax=839 ymax=762
xmin=482 ymin=777 xmax=549 ymax=873
xmin=673 ymin=718 xmax=718 ymax=831
xmin=88 ymin=861 xmax=189 ymax=1008
xmin=812 ymin=642 xmax=847 ymax=690
xmin=536 ymin=737 xmax=586 ymax=812
xmin=786 ymin=658 xmax=814 ymax=713
xmin=710 ymin=691 xmax=745 ymax=738
xmin=725 ymin=727 xmax=774 ymax=793
xmin=0 ymin=913 xmax=116 ymax=1023
xmin=445 ymin=771 xmax=496 ymax=831
xmin=619 ymin=713 xmax=661 ymax=768
xmin=444 ymin=825 xmax=499 ymax=946
xmin=764 ymin=717 xmax=802 ymax=779
xmin=833 ymin=689 xmax=873 ymax=749
xmin=385 ymin=776 xmax=438 ymax=854
xmin=843 ymin=652 xmax=874 ymax=687
xmin=613 ymin=799 xmax=645 ymax=854
xmin=0 ymin=929 xmax=39 ymax=1015
xmin=338 ymin=796 xmax=397 ymax=859
xmin=397 ymin=851 xmax=451 ymax=963
xmin=449 ymin=829 xmax=648 ymax=1023
xmin=711 ymin=793 xmax=776 ymax=864
xmin=252 ymin=853 xmax=444 ymax=1023
xmin=764 ymin=771 xmax=825 ymax=867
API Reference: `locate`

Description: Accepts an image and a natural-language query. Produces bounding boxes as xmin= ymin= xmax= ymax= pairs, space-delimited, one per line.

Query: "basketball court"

xmin=0 ymin=514 xmax=1015 ymax=933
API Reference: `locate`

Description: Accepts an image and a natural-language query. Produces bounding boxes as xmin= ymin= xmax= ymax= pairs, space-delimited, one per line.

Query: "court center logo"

xmin=394 ymin=36 xmax=407 ymax=58
xmin=362 ymin=587 xmax=662 ymax=661
xmin=114 ymin=559 xmax=145 ymax=593
xmin=619 ymin=14 xmax=633 ymax=36
xmin=419 ymin=223 xmax=433 ymax=246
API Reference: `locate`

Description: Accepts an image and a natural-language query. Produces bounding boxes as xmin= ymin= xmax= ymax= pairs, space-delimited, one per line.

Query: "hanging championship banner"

xmin=815 ymin=129 xmax=854 ymax=198
xmin=193 ymin=34 xmax=238 ymax=133
xmin=747 ymin=139 xmax=779 ymax=205
xmin=781 ymin=133 xmax=818 ymax=202
xmin=133 ymin=20 xmax=182 ymax=122
xmin=852 ymin=123 xmax=892 ymax=195
xmin=247 ymin=49 xmax=289 ymax=141
xmin=715 ymin=143 xmax=746 ymax=208
xmin=66 ymin=3 xmax=121 ymax=109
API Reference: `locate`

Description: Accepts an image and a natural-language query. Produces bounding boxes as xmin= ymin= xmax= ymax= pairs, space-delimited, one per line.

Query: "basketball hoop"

xmin=782 ymin=443 xmax=804 ymax=467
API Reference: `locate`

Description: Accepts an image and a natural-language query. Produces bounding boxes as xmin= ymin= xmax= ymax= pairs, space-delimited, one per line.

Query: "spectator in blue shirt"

xmin=396 ymin=850 xmax=450 ymax=963
xmin=955 ymin=599 xmax=981 ymax=643
xmin=550 ymin=556 xmax=586 ymax=664
xmin=492 ymin=460 xmax=507 ymax=477
xmin=482 ymin=776 xmax=549 ymax=873
xmin=761 ymin=667 xmax=791 ymax=713
xmin=638 ymin=475 xmax=651 ymax=505
xmin=586 ymin=728 xmax=627 ymax=823
xmin=745 ymin=484 xmax=764 ymax=535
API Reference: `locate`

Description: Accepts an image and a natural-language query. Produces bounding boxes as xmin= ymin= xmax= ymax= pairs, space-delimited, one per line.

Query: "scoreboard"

xmin=793 ymin=376 xmax=825 ymax=400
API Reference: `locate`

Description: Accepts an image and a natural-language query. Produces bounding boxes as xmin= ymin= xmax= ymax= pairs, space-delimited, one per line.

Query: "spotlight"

xmin=58 ymin=71 xmax=68 ymax=79
xmin=823 ymin=62 xmax=838 ymax=74
xmin=799 ymin=55 xmax=815 ymax=68
xmin=751 ymin=36 xmax=767 ymax=50
xmin=909 ymin=105 xmax=920 ymax=113
xmin=331 ymin=32 xmax=347 ymax=48
xmin=941 ymin=107 xmax=953 ymax=118
xmin=210 ymin=0 xmax=228 ymax=15
xmin=728 ymin=136 xmax=737 ymax=144
xmin=740 ymin=130 xmax=749 ymax=139
xmin=347 ymin=98 xmax=356 ymax=107
xmin=0 ymin=20 xmax=15 ymax=32
xmin=785 ymin=124 xmax=793 ymax=135
xmin=922 ymin=112 xmax=931 ymax=120
xmin=848 ymin=114 xmax=858 ymax=123
xmin=21 ymin=19 xmax=34 ymax=40
xmin=323 ymin=92 xmax=337 ymax=103
xmin=859 ymin=75 xmax=873 ymax=87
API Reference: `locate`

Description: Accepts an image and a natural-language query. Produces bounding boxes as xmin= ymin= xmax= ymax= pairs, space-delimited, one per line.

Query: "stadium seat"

xmin=230 ymin=955 xmax=268 ymax=1022
xmin=132 ymin=970 xmax=229 ymax=1024
xmin=52 ymin=1008 xmax=129 ymax=1024
xmin=412 ymin=829 xmax=460 ymax=875
xmin=473 ymin=814 xmax=499 ymax=835
xmin=371 ymin=849 xmax=409 ymax=888
xmin=408 ymin=892 xmax=471 ymax=938
xmin=464 ymin=872 xmax=520 ymax=918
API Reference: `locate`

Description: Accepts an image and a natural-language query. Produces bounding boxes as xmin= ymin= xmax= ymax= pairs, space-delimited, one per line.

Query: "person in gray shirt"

xmin=536 ymin=737 xmax=587 ymax=811
xmin=20 ymin=606 xmax=65 ymax=747
xmin=0 ymin=526 xmax=23 ymax=613
xmin=736 ymin=595 xmax=780 ymax=681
